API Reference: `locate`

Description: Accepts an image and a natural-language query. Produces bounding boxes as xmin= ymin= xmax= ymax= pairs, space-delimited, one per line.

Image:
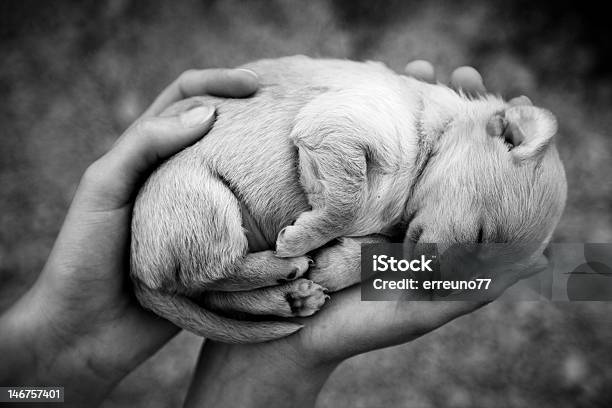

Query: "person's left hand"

xmin=0 ymin=68 xmax=258 ymax=406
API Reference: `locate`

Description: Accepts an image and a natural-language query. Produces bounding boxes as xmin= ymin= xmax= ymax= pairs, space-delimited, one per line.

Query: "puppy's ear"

xmin=487 ymin=105 xmax=558 ymax=164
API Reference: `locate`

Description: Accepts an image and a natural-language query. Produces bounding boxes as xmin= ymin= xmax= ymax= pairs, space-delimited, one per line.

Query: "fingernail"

xmin=180 ymin=104 xmax=215 ymax=127
xmin=235 ymin=68 xmax=259 ymax=80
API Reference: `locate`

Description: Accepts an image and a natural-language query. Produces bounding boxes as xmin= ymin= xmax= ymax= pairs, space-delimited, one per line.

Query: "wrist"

xmin=0 ymin=283 xmax=122 ymax=406
xmin=184 ymin=340 xmax=340 ymax=408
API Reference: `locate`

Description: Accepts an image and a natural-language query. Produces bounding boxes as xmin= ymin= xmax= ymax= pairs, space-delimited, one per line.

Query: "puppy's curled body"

xmin=131 ymin=56 xmax=566 ymax=343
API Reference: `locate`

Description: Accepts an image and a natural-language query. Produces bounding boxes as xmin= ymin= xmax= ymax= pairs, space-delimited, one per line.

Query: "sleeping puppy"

xmin=130 ymin=56 xmax=567 ymax=343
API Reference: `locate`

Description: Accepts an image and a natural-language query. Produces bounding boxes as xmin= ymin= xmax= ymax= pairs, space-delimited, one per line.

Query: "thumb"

xmin=79 ymin=102 xmax=216 ymax=210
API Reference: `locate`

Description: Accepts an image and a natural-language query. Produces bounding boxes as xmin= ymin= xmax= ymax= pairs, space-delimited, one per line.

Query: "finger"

xmin=450 ymin=66 xmax=486 ymax=96
xmin=430 ymin=256 xmax=549 ymax=302
xmin=404 ymin=60 xmax=436 ymax=83
xmin=144 ymin=68 xmax=259 ymax=117
xmin=518 ymin=254 xmax=549 ymax=279
xmin=508 ymin=95 xmax=533 ymax=107
xmin=81 ymin=103 xmax=215 ymax=208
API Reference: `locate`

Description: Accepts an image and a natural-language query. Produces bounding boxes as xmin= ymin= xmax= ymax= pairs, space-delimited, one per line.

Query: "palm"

xmin=37 ymin=200 xmax=178 ymax=368
xmin=281 ymin=283 xmax=478 ymax=363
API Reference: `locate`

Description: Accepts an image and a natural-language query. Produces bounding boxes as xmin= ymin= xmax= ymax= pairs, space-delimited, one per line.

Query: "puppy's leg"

xmin=201 ymin=278 xmax=328 ymax=318
xmin=204 ymin=235 xmax=389 ymax=318
xmin=308 ymin=235 xmax=391 ymax=292
xmin=132 ymin=160 xmax=309 ymax=295
xmin=213 ymin=250 xmax=312 ymax=291
xmin=132 ymin=160 xmax=312 ymax=342
xmin=275 ymin=136 xmax=367 ymax=257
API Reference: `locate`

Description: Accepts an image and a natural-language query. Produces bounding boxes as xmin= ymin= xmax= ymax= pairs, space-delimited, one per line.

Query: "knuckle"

xmin=131 ymin=117 xmax=157 ymax=136
xmin=128 ymin=118 xmax=170 ymax=149
xmin=177 ymin=69 xmax=199 ymax=92
xmin=82 ymin=160 xmax=106 ymax=185
xmin=179 ymin=69 xmax=198 ymax=82
xmin=80 ymin=158 xmax=113 ymax=192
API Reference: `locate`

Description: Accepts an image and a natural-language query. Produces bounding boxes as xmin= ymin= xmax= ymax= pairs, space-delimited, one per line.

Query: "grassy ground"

xmin=1 ymin=1 xmax=611 ymax=406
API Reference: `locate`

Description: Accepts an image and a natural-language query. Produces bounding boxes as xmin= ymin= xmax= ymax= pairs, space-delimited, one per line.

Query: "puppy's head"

xmin=406 ymin=97 xmax=567 ymax=259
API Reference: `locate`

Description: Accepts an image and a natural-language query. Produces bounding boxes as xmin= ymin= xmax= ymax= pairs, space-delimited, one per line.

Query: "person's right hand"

xmin=184 ymin=61 xmax=546 ymax=408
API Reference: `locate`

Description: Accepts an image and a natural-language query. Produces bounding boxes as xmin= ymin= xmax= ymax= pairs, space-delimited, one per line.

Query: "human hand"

xmin=404 ymin=59 xmax=532 ymax=106
xmin=184 ymin=61 xmax=546 ymax=408
xmin=405 ymin=59 xmax=487 ymax=94
xmin=0 ymin=68 xmax=258 ymax=406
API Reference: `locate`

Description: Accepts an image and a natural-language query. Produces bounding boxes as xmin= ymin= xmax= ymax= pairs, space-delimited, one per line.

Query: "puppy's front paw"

xmin=275 ymin=226 xmax=309 ymax=258
xmin=285 ymin=279 xmax=329 ymax=317
xmin=308 ymin=237 xmax=362 ymax=292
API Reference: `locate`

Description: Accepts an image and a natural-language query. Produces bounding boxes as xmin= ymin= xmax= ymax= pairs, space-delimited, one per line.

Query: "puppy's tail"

xmin=133 ymin=282 xmax=303 ymax=343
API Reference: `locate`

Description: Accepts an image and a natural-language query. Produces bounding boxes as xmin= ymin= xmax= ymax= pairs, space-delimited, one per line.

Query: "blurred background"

xmin=1 ymin=0 xmax=612 ymax=406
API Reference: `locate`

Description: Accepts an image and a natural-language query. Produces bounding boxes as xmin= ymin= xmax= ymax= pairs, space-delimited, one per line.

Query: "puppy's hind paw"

xmin=275 ymin=255 xmax=311 ymax=284
xmin=285 ymin=279 xmax=329 ymax=317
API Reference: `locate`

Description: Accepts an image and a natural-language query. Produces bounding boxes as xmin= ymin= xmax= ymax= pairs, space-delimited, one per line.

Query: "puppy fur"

xmin=130 ymin=56 xmax=567 ymax=343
